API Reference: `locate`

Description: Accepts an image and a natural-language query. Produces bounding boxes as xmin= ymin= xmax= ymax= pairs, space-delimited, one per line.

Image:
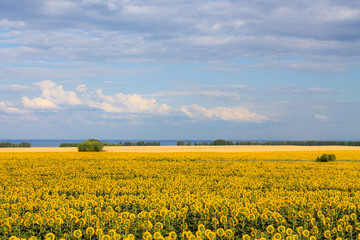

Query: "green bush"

xmin=19 ymin=142 xmax=31 ymax=147
xmin=316 ymin=153 xmax=336 ymax=162
xmin=60 ymin=143 xmax=78 ymax=147
xmin=77 ymin=140 xmax=103 ymax=152
xmin=211 ymin=139 xmax=234 ymax=145
xmin=177 ymin=141 xmax=185 ymax=146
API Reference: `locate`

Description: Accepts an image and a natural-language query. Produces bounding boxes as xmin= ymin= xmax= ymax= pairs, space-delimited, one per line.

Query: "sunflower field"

xmin=1 ymin=151 xmax=360 ymax=240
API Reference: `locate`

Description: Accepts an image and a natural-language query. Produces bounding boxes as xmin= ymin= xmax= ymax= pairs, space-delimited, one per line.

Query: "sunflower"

xmin=154 ymin=232 xmax=163 ymax=240
xmin=266 ymin=225 xmax=275 ymax=234
xmin=148 ymin=220 xmax=154 ymax=230
xmin=45 ymin=233 xmax=56 ymax=240
xmin=169 ymin=231 xmax=177 ymax=239
xmin=216 ymin=228 xmax=225 ymax=237
xmin=73 ymin=229 xmax=83 ymax=239
xmin=272 ymin=233 xmax=281 ymax=240
xmin=242 ymin=234 xmax=251 ymax=240
xmin=311 ymin=227 xmax=319 ymax=235
xmin=114 ymin=234 xmax=121 ymax=240
xmin=346 ymin=224 xmax=353 ymax=233
xmin=127 ymin=234 xmax=135 ymax=240
xmin=323 ymin=230 xmax=331 ymax=239
xmin=198 ymin=224 xmax=205 ymax=232
xmin=108 ymin=229 xmax=116 ymax=237
xmin=302 ymin=230 xmax=310 ymax=237
xmin=95 ymin=228 xmax=103 ymax=237
xmin=220 ymin=215 xmax=227 ymax=224
xmin=169 ymin=212 xmax=177 ymax=219
xmin=101 ymin=235 xmax=111 ymax=240
xmin=277 ymin=225 xmax=286 ymax=233
xmin=248 ymin=213 xmax=256 ymax=221
xmin=296 ymin=226 xmax=303 ymax=235
xmin=212 ymin=218 xmax=219 ymax=225
xmin=224 ymin=229 xmax=234 ymax=239
xmin=155 ymin=222 xmax=164 ymax=231
xmin=86 ymin=227 xmax=95 ymax=236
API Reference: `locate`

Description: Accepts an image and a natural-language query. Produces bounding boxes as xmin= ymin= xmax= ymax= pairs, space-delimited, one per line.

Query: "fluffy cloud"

xmin=315 ymin=114 xmax=328 ymax=121
xmin=35 ymin=80 xmax=82 ymax=105
xmin=21 ymin=97 xmax=57 ymax=109
xmin=0 ymin=101 xmax=26 ymax=114
xmin=87 ymin=89 xmax=171 ymax=115
xmin=13 ymin=80 xmax=269 ymax=123
xmin=180 ymin=104 xmax=268 ymax=123
xmin=21 ymin=80 xmax=81 ymax=109
xmin=19 ymin=80 xmax=171 ymax=116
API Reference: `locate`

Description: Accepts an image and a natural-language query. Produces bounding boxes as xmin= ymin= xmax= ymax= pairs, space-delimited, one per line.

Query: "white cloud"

xmin=35 ymin=80 xmax=82 ymax=105
xmin=0 ymin=19 xmax=26 ymax=29
xmin=148 ymin=90 xmax=240 ymax=100
xmin=76 ymin=84 xmax=87 ymax=92
xmin=21 ymin=97 xmax=57 ymax=109
xmin=0 ymin=101 xmax=26 ymax=114
xmin=180 ymin=104 xmax=268 ymax=123
xmin=315 ymin=113 xmax=328 ymax=121
xmin=309 ymin=88 xmax=331 ymax=93
xmin=88 ymin=89 xmax=171 ymax=115
xmin=0 ymin=84 xmax=35 ymax=93
xmin=274 ymin=101 xmax=290 ymax=104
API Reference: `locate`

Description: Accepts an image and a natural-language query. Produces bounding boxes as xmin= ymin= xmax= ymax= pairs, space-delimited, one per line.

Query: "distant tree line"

xmin=235 ymin=141 xmax=360 ymax=146
xmin=0 ymin=142 xmax=31 ymax=148
xmin=177 ymin=139 xmax=360 ymax=146
xmin=60 ymin=143 xmax=78 ymax=147
xmin=177 ymin=139 xmax=234 ymax=146
xmin=61 ymin=140 xmax=161 ymax=147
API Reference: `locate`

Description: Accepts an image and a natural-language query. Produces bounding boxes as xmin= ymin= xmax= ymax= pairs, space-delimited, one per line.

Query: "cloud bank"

xmin=0 ymin=80 xmax=267 ymax=123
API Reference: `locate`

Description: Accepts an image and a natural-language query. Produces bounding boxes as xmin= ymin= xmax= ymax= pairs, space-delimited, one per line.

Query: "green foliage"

xmin=122 ymin=141 xmax=160 ymax=146
xmin=0 ymin=142 xmax=31 ymax=148
xmin=235 ymin=141 xmax=360 ymax=146
xmin=18 ymin=142 xmax=31 ymax=147
xmin=211 ymin=139 xmax=234 ymax=145
xmin=77 ymin=140 xmax=103 ymax=152
xmin=186 ymin=141 xmax=192 ymax=146
xmin=60 ymin=143 xmax=78 ymax=147
xmin=177 ymin=141 xmax=185 ymax=146
xmin=316 ymin=153 xmax=336 ymax=162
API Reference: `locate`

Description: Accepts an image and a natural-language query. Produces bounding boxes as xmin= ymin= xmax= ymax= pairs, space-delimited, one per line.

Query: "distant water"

xmin=0 ymin=139 xmax=235 ymax=147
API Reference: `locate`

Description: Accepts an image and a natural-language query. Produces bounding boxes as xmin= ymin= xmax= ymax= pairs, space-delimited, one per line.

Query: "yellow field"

xmin=1 ymin=145 xmax=360 ymax=153
xmin=1 ymin=152 xmax=360 ymax=240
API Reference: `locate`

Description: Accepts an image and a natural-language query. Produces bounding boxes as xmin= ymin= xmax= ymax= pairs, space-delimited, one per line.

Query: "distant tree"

xmin=137 ymin=141 xmax=145 ymax=146
xmin=212 ymin=139 xmax=234 ymax=145
xmin=19 ymin=142 xmax=31 ymax=148
xmin=177 ymin=141 xmax=185 ymax=146
xmin=316 ymin=154 xmax=336 ymax=162
xmin=77 ymin=140 xmax=103 ymax=152
xmin=186 ymin=141 xmax=192 ymax=146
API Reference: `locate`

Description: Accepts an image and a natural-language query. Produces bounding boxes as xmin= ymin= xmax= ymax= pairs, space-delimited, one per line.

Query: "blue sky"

xmin=0 ymin=0 xmax=359 ymax=140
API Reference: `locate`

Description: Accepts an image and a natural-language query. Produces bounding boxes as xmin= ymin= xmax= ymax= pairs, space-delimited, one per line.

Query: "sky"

xmin=0 ymin=0 xmax=359 ymax=140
